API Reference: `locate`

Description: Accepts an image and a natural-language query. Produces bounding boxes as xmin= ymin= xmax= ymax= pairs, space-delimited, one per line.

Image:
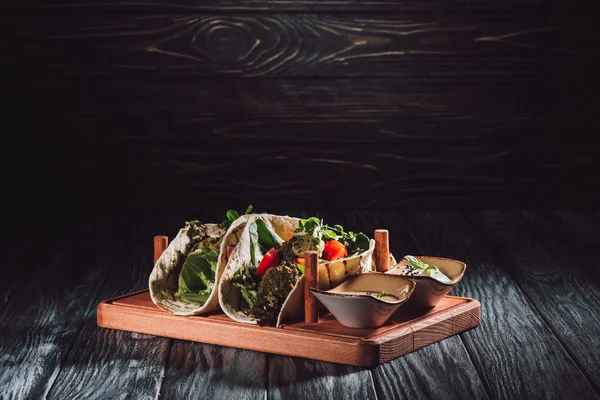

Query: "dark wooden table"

xmin=1 ymin=210 xmax=599 ymax=399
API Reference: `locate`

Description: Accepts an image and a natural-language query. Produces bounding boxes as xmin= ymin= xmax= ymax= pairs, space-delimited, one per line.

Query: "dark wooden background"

xmin=2 ymin=0 xmax=599 ymax=218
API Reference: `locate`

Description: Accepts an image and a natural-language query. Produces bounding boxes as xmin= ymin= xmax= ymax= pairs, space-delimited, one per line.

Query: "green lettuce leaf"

xmin=175 ymin=248 xmax=219 ymax=306
xmin=249 ymin=219 xmax=284 ymax=267
xmin=231 ymin=265 xmax=259 ymax=312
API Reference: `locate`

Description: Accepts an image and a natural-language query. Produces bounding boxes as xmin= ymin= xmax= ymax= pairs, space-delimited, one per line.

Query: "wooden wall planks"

xmin=2 ymin=0 xmax=598 ymax=211
xmin=4 ymin=77 xmax=596 ymax=212
xmin=6 ymin=79 xmax=559 ymax=146
xmin=0 ymin=0 xmax=544 ymax=12
xmin=2 ymin=13 xmax=558 ymax=79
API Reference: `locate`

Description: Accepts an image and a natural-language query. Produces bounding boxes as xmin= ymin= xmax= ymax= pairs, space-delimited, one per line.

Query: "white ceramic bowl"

xmin=310 ymin=273 xmax=415 ymax=329
xmin=387 ymin=256 xmax=466 ymax=308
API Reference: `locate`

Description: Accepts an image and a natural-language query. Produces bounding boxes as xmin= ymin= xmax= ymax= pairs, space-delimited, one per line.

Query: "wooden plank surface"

xmin=45 ymin=234 xmax=171 ymax=400
xmin=2 ymin=13 xmax=558 ymax=79
xmin=0 ymin=219 xmax=122 ymax=399
xmin=468 ymin=211 xmax=600 ymax=394
xmin=2 ymin=211 xmax=597 ymax=399
xmin=400 ymin=211 xmax=598 ymax=399
xmin=159 ymin=342 xmax=267 ymax=400
xmin=373 ymin=336 xmax=489 ymax=400
xmin=520 ymin=211 xmax=600 ymax=284
xmin=0 ymin=215 xmax=79 ymax=316
xmin=268 ymin=356 xmax=377 ymax=400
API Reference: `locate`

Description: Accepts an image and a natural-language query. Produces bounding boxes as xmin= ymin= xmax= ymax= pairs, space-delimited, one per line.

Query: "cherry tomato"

xmin=322 ymin=240 xmax=348 ymax=261
xmin=296 ymin=257 xmax=305 ymax=264
xmin=256 ymin=247 xmax=280 ymax=277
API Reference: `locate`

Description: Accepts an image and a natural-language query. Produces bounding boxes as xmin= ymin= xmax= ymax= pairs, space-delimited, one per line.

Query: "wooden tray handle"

xmin=374 ymin=229 xmax=390 ymax=272
xmin=154 ymin=236 xmax=168 ymax=264
xmin=304 ymin=250 xmax=319 ymax=324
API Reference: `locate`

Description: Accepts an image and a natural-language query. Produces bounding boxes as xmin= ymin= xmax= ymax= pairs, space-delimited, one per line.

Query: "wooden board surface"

xmin=97 ymin=291 xmax=480 ymax=367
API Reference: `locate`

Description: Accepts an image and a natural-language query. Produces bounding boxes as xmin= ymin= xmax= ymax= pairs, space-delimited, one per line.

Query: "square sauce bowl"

xmin=310 ymin=273 xmax=416 ymax=328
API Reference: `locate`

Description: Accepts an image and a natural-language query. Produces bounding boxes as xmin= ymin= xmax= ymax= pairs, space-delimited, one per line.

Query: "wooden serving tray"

xmin=97 ymin=291 xmax=480 ymax=367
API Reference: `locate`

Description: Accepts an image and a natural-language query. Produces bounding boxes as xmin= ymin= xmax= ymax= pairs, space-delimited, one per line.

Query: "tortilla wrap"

xmin=218 ymin=214 xmax=377 ymax=326
xmin=148 ymin=218 xmax=247 ymax=316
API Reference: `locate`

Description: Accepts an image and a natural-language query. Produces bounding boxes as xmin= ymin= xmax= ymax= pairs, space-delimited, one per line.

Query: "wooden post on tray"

xmin=374 ymin=229 xmax=390 ymax=272
xmin=304 ymin=250 xmax=319 ymax=324
xmin=154 ymin=236 xmax=168 ymax=264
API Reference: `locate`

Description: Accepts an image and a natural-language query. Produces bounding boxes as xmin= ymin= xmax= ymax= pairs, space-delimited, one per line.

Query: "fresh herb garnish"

xmin=404 ymin=255 xmax=447 ymax=279
xmin=294 ymin=217 xmax=370 ymax=255
xmin=221 ymin=205 xmax=253 ymax=229
xmin=371 ymin=291 xmax=390 ymax=298
xmin=405 ymin=255 xmax=437 ymax=272
xmin=294 ymin=217 xmax=322 ymax=235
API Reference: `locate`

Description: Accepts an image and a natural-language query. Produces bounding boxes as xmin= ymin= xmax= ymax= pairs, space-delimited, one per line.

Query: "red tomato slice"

xmin=322 ymin=240 xmax=348 ymax=261
xmin=256 ymin=247 xmax=280 ymax=277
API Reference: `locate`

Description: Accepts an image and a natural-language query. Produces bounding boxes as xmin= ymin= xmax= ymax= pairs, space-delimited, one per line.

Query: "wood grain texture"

xmin=375 ymin=327 xmax=413 ymax=363
xmin=520 ymin=211 xmax=600 ymax=283
xmin=345 ymin=212 xmax=489 ymax=399
xmin=400 ymin=211 xmax=598 ymax=399
xmin=97 ymin=290 xmax=478 ymax=367
xmin=97 ymin=304 xmax=375 ymax=366
xmin=374 ymin=229 xmax=390 ymax=272
xmin=46 ymin=237 xmax=170 ymax=400
xmin=154 ymin=236 xmax=168 ymax=264
xmin=304 ymin=250 xmax=319 ymax=324
xmin=268 ymin=355 xmax=377 ymax=400
xmin=468 ymin=211 xmax=600 ymax=394
xmin=0 ymin=0 xmax=544 ymax=12
xmin=6 ymin=79 xmax=559 ymax=145
xmin=0 ymin=216 xmax=80 ymax=316
xmin=160 ymin=341 xmax=267 ymax=400
xmin=0 ymin=220 xmax=122 ymax=399
xmin=411 ymin=311 xmax=453 ymax=349
xmin=6 ymin=77 xmax=594 ymax=212
xmin=2 ymin=13 xmax=559 ymax=78
xmin=373 ymin=336 xmax=488 ymax=400
xmin=451 ymin=299 xmax=481 ymax=335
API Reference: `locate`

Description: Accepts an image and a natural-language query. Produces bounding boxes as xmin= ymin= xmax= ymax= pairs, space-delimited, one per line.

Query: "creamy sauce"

xmin=337 ymin=290 xmax=401 ymax=303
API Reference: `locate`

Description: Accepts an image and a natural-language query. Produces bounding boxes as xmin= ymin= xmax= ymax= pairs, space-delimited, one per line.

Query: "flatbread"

xmin=148 ymin=218 xmax=245 ymax=316
xmin=218 ymin=214 xmax=377 ymax=326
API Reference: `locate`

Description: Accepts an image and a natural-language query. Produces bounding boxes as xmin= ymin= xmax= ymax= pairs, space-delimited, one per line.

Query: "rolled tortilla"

xmin=218 ymin=214 xmax=377 ymax=326
xmin=148 ymin=217 xmax=247 ymax=316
